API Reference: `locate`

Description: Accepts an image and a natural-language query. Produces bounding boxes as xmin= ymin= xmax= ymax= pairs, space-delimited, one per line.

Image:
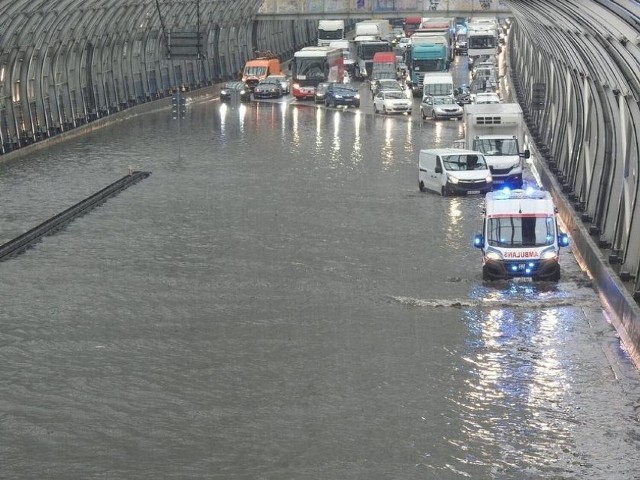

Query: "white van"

xmin=473 ymin=188 xmax=570 ymax=281
xmin=418 ymin=148 xmax=493 ymax=196
xmin=422 ymin=72 xmax=454 ymax=98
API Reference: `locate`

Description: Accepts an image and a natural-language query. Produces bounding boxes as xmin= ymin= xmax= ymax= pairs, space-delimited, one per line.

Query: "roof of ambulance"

xmin=485 ymin=189 xmax=556 ymax=216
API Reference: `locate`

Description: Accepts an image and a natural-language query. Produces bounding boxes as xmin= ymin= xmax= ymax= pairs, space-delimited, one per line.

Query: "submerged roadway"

xmin=0 ymin=53 xmax=639 ymax=479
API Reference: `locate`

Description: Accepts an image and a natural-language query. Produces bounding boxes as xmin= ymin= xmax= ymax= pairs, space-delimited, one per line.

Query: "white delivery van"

xmin=422 ymin=72 xmax=454 ymax=98
xmin=473 ymin=188 xmax=570 ymax=281
xmin=418 ymin=148 xmax=493 ymax=196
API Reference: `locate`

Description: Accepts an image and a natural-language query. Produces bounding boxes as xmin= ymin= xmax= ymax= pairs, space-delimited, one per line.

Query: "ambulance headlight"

xmin=540 ymin=248 xmax=558 ymax=260
xmin=486 ymin=174 xmax=493 ymax=183
xmin=447 ymin=174 xmax=459 ymax=184
xmin=486 ymin=251 xmax=502 ymax=261
xmin=485 ymin=248 xmax=503 ymax=261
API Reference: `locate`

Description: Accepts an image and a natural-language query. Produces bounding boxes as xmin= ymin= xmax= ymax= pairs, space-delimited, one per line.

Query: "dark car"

xmin=252 ymin=78 xmax=283 ymax=99
xmin=324 ymin=83 xmax=360 ymax=108
xmin=314 ymin=82 xmax=330 ymax=104
xmin=220 ymin=81 xmax=251 ymax=102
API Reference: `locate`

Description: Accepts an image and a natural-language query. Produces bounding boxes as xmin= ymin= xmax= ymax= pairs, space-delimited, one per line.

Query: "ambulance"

xmin=473 ymin=188 xmax=570 ymax=281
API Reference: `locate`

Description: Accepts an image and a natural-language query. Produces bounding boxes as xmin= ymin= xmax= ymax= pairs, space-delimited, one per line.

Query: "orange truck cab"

xmin=242 ymin=56 xmax=282 ymax=91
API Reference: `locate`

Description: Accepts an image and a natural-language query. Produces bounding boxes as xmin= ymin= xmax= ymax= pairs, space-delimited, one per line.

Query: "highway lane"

xmin=0 ymin=55 xmax=639 ymax=479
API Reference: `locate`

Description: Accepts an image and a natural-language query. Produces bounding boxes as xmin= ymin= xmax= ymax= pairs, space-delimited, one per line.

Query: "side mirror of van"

xmin=473 ymin=233 xmax=484 ymax=248
xmin=522 ymin=149 xmax=531 ymax=159
xmin=435 ymin=164 xmax=442 ymax=174
xmin=558 ymin=233 xmax=569 ymax=247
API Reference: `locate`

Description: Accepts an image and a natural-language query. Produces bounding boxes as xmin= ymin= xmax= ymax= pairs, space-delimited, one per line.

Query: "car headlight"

xmin=486 ymin=175 xmax=493 ymax=183
xmin=354 ymin=94 xmax=360 ymax=99
xmin=446 ymin=174 xmax=459 ymax=184
xmin=221 ymin=89 xmax=227 ymax=95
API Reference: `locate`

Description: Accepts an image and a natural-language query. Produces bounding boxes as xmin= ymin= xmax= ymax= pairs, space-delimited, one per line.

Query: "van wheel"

xmin=421 ymin=110 xmax=427 ymax=119
xmin=374 ymin=104 xmax=379 ymax=113
xmin=382 ymin=106 xmax=387 ymax=115
xmin=441 ymin=186 xmax=448 ymax=196
xmin=431 ymin=111 xmax=437 ymax=120
xmin=419 ymin=181 xmax=427 ymax=192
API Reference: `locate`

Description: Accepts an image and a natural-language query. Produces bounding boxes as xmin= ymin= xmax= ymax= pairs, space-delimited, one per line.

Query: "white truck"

xmin=354 ymin=19 xmax=391 ymax=42
xmin=466 ymin=22 xmax=498 ymax=66
xmin=318 ymin=20 xmax=345 ymax=47
xmin=458 ymin=103 xmax=530 ymax=189
xmin=473 ymin=188 xmax=570 ymax=281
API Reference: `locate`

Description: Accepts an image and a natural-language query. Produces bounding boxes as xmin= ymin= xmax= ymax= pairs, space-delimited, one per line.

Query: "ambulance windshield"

xmin=487 ymin=216 xmax=556 ymax=247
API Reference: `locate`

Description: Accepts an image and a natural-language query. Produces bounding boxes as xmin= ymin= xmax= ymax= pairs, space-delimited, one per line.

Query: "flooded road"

xmin=0 ymin=58 xmax=639 ymax=479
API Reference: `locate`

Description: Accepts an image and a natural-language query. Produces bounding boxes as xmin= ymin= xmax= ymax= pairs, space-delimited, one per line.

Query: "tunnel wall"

xmin=506 ymin=0 xmax=640 ymax=358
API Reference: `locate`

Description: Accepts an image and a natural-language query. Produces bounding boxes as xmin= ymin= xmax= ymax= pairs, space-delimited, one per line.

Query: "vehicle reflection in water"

xmin=445 ymin=197 xmax=463 ymax=249
xmin=454 ymin=284 xmax=572 ymax=471
xmin=239 ymin=103 xmax=247 ymax=133
xmin=315 ymin=107 xmax=324 ymax=154
xmin=330 ymin=110 xmax=342 ymax=165
xmin=426 ymin=118 xmax=447 ymax=148
xmin=279 ymin=99 xmax=287 ymax=131
xmin=381 ymin=118 xmax=395 ymax=168
xmin=219 ymin=102 xmax=228 ymax=138
xmin=352 ymin=112 xmax=362 ymax=166
xmin=291 ymin=104 xmax=301 ymax=149
xmin=218 ymin=102 xmax=249 ymax=138
xmin=403 ymin=118 xmax=414 ymax=153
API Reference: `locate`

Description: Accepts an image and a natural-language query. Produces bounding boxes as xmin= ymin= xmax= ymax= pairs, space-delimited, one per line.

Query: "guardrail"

xmin=0 ymin=171 xmax=151 ymax=262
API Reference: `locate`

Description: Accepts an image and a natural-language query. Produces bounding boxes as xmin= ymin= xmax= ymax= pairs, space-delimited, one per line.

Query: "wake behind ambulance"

xmin=473 ymin=189 xmax=570 ymax=281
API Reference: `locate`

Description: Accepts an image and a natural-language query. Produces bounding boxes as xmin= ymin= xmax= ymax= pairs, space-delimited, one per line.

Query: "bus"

xmin=291 ymin=47 xmax=344 ymax=100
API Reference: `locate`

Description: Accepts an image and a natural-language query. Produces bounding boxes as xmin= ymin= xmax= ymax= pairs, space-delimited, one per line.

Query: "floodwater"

xmin=0 ymin=58 xmax=639 ymax=479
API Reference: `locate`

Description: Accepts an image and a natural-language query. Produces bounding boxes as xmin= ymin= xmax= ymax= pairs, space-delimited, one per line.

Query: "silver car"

xmin=420 ymin=95 xmax=463 ymax=120
xmin=373 ymin=90 xmax=412 ymax=114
